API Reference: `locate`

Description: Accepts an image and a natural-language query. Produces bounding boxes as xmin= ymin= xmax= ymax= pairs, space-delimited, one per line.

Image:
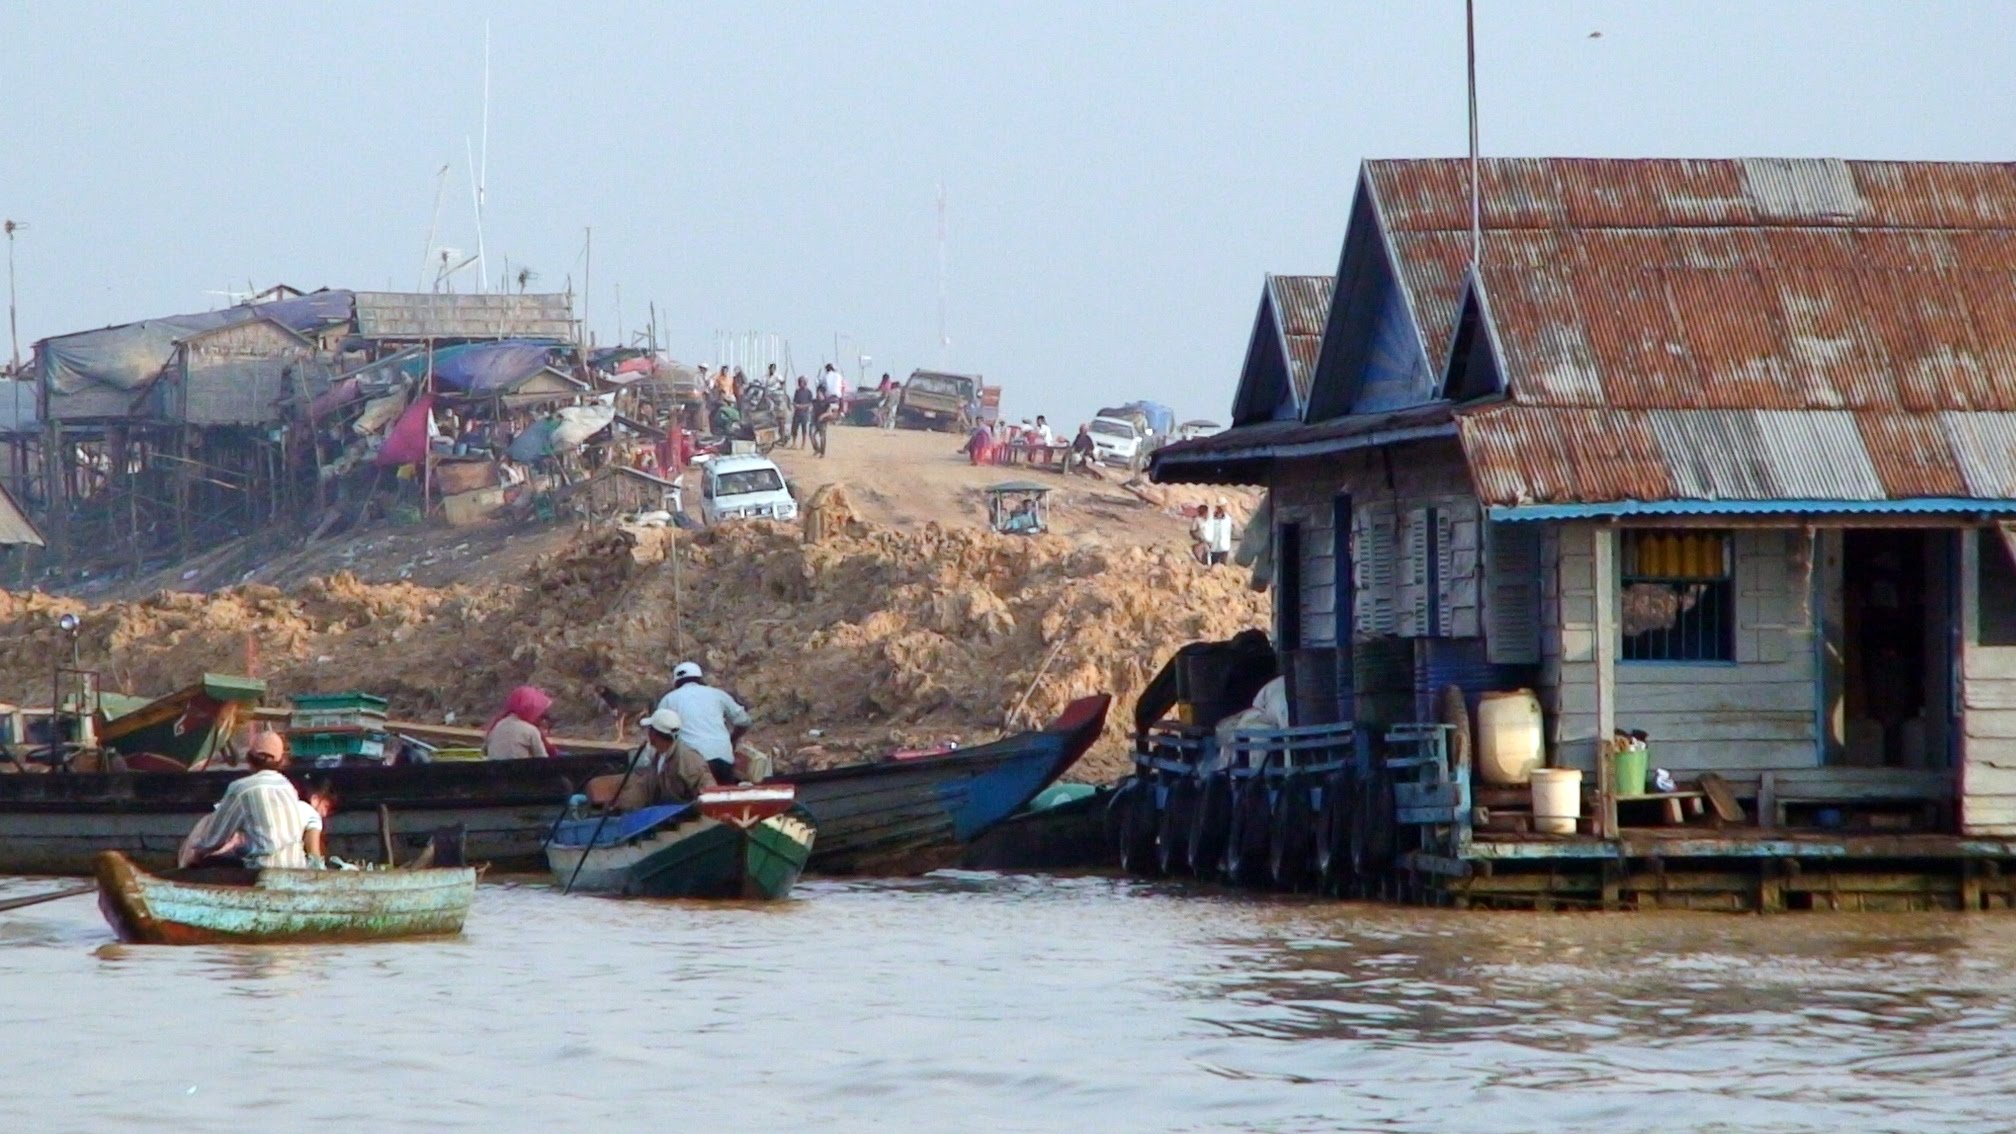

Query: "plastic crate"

xmin=290 ymin=708 xmax=389 ymax=732
xmin=288 ymin=729 xmax=390 ymax=760
xmin=289 ymin=693 xmax=390 ymax=714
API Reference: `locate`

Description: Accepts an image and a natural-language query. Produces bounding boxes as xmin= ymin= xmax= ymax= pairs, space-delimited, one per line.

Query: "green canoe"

xmin=546 ymin=785 xmax=816 ymax=901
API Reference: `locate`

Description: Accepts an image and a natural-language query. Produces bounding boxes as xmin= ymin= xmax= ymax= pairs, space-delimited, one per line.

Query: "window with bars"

xmin=1620 ymin=530 xmax=1735 ymax=662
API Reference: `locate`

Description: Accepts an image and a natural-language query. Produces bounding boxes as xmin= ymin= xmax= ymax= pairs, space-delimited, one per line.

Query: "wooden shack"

xmin=1150 ymin=158 xmax=2016 ymax=911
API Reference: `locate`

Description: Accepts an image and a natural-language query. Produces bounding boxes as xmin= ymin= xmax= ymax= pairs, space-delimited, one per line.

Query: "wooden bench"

xmin=1680 ymin=768 xmax=1952 ymax=830
xmin=1615 ymin=790 xmax=1707 ymax=826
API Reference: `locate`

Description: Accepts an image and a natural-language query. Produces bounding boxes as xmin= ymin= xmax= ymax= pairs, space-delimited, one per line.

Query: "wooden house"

xmin=1152 ymin=158 xmax=2016 ymax=908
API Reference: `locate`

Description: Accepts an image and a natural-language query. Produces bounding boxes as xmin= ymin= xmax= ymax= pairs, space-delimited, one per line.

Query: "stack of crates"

xmin=287 ymin=693 xmax=392 ymax=768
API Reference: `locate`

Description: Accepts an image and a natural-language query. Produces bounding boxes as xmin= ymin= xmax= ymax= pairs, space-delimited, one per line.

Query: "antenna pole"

xmin=478 ymin=19 xmax=491 ymax=293
xmin=936 ymin=182 xmax=949 ymax=368
xmin=465 ymin=139 xmax=486 ymax=295
xmin=1466 ymin=0 xmax=1482 ymax=269
xmin=4 ymin=220 xmax=19 ymax=375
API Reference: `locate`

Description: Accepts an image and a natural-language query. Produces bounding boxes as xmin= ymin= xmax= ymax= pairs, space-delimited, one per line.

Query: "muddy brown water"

xmin=5 ymin=871 xmax=2016 ymax=1133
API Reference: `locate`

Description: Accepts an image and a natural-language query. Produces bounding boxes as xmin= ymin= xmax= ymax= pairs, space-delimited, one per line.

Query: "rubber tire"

xmin=1314 ymin=767 xmax=1353 ymax=894
xmin=1187 ymin=773 xmax=1232 ymax=879
xmin=1438 ymin=684 xmax=1473 ymax=777
xmin=1222 ymin=779 xmax=1273 ymax=888
xmin=1114 ymin=780 xmax=1160 ymax=877
xmin=1157 ymin=777 xmax=1197 ymax=876
xmin=1268 ymin=780 xmax=1315 ymax=892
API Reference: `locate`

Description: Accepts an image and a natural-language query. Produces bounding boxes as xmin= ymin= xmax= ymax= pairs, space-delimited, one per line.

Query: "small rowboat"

xmin=546 ymin=784 xmax=816 ymax=901
xmin=93 ymin=851 xmax=478 ymax=945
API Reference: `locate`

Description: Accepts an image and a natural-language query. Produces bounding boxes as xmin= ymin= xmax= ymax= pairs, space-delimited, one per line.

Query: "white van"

xmin=1088 ymin=416 xmax=1145 ymax=466
xmin=701 ymin=454 xmax=798 ymax=525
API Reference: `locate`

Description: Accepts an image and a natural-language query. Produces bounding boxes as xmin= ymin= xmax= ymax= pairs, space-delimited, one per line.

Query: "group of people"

xmin=175 ymin=664 xmax=760 ymax=872
xmin=965 ymin=415 xmax=1099 ymax=474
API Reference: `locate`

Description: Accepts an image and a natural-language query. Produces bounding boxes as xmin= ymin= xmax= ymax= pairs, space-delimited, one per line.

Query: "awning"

xmin=1488 ymin=499 xmax=2016 ymax=522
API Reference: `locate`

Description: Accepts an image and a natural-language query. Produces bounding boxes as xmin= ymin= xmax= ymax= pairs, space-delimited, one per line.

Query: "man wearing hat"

xmin=1192 ymin=497 xmax=1237 ymax=566
xmin=177 ymin=731 xmax=312 ymax=869
xmin=655 ymin=662 xmax=752 ymax=783
xmin=620 ymin=707 xmax=717 ymax=809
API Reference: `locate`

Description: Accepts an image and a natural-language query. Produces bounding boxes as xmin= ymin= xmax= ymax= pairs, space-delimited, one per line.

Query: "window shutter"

xmin=1485 ymin=521 xmax=1542 ymax=664
xmin=1354 ymin=503 xmax=1399 ymax=637
xmin=1397 ymin=506 xmax=1432 ymax=637
xmin=1437 ymin=501 xmax=1482 ymax=639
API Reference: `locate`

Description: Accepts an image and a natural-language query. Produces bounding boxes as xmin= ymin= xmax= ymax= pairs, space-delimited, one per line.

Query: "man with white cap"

xmin=622 ymin=707 xmax=716 ymax=808
xmin=1192 ymin=497 xmax=1237 ymax=566
xmin=655 ymin=662 xmax=752 ymax=782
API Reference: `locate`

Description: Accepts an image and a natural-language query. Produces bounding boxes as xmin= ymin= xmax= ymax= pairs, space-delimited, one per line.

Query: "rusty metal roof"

xmin=352 ymin=292 xmax=577 ymax=342
xmin=1266 ymin=275 xmax=1333 ymax=405
xmin=1356 ymin=158 xmax=2016 ymax=505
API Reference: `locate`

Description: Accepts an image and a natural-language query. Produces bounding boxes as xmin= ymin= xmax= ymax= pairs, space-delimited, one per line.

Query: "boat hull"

xmin=0 ymin=695 xmax=1109 ymax=878
xmin=0 ymin=754 xmax=622 ymax=875
xmin=546 ymin=808 xmax=815 ymax=900
xmin=93 ymin=851 xmax=477 ymax=945
xmin=783 ymin=695 xmax=1110 ymax=874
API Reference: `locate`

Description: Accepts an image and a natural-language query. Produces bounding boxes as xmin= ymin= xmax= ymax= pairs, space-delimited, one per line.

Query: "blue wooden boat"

xmin=783 ymin=695 xmax=1110 ymax=874
xmin=546 ymin=785 xmax=816 ymax=900
xmin=93 ymin=851 xmax=477 ymax=945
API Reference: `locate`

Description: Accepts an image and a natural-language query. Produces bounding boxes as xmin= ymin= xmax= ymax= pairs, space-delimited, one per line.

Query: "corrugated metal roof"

xmin=1265 ymin=275 xmax=1333 ymax=406
xmin=352 ymin=292 xmax=576 ymax=341
xmin=1357 ymin=158 xmax=2016 ymax=506
xmin=1150 ymin=403 xmax=1455 ymax=485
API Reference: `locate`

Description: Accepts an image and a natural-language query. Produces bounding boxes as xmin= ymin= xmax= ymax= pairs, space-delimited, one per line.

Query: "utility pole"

xmin=4 ymin=219 xmax=21 ymax=375
xmin=936 ymin=182 xmax=949 ymax=368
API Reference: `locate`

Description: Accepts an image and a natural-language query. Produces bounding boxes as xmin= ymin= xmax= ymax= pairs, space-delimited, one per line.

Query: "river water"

xmin=5 ymin=871 xmax=2016 ymax=1133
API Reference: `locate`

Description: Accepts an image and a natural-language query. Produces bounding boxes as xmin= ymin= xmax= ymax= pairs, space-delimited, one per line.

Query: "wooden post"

xmin=1593 ymin=526 xmax=1619 ymax=838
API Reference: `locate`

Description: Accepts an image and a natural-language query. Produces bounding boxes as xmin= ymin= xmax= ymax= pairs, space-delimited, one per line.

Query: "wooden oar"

xmin=563 ymin=759 xmax=640 ymax=895
xmin=0 ymin=884 xmax=96 ymax=913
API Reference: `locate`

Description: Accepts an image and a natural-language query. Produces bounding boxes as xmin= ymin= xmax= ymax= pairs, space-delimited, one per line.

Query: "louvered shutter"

xmin=1397 ymin=506 xmax=1432 ymax=637
xmin=1485 ymin=520 xmax=1542 ymax=664
xmin=1354 ymin=503 xmax=1399 ymax=637
xmin=1438 ymin=500 xmax=1482 ymax=639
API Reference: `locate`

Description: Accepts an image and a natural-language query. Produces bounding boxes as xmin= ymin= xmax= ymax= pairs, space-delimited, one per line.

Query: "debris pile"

xmin=0 ymin=519 xmax=1271 ymax=780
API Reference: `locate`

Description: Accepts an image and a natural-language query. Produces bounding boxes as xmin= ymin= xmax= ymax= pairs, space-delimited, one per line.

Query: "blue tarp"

xmin=1122 ymin=401 xmax=1175 ymax=437
xmin=402 ymin=340 xmax=554 ymax=393
xmin=36 ymin=290 xmax=354 ymax=395
xmin=506 ymin=418 xmax=558 ymax=462
xmin=550 ymin=803 xmax=693 ymax=848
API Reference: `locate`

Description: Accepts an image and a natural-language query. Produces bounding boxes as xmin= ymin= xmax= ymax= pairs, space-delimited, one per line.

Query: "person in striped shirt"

xmin=177 ymin=732 xmax=311 ymax=870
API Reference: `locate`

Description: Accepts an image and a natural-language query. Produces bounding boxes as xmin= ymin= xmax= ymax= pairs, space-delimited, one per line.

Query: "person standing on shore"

xmin=790 ymin=376 xmax=814 ymax=448
xmin=812 ymin=385 xmax=837 ymax=458
xmin=1192 ymin=498 xmax=1236 ymax=566
xmin=822 ymin=362 xmax=848 ymax=400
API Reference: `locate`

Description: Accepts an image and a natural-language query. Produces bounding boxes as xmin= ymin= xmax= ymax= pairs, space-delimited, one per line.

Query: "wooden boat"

xmin=0 ymin=697 xmax=1109 ymax=878
xmin=780 ymin=695 xmax=1110 ymax=874
xmin=93 ymin=851 xmax=477 ymax=945
xmin=546 ymin=785 xmax=815 ymax=900
xmin=0 ymin=753 xmax=625 ymax=875
xmin=96 ymin=674 xmax=267 ymax=766
xmin=961 ymin=784 xmax=1117 ymax=872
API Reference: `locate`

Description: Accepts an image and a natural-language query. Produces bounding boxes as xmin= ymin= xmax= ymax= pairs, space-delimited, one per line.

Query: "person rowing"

xmin=176 ymin=732 xmax=312 ymax=870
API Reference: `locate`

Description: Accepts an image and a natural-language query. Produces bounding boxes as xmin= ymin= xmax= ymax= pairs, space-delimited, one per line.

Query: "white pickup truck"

xmin=1088 ymin=416 xmax=1146 ymax=466
xmin=701 ymin=454 xmax=798 ymax=525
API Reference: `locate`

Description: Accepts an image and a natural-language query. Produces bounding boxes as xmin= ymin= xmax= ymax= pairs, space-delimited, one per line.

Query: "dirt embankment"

xmin=0 ymin=520 xmax=1268 ymax=780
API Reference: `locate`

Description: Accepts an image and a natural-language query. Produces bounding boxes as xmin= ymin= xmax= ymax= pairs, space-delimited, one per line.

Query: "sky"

xmin=3 ymin=1 xmax=2015 ymax=426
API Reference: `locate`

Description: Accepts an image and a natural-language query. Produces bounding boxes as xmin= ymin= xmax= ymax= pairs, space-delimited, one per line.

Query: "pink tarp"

xmin=375 ymin=394 xmax=435 ymax=467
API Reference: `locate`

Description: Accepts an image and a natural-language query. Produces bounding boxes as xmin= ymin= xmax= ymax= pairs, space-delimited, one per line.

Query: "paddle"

xmin=0 ymin=884 xmax=96 ymax=914
xmin=563 ymin=758 xmax=641 ymax=895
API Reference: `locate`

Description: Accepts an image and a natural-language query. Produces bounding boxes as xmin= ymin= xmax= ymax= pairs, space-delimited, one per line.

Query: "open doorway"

xmin=1838 ymin=530 xmax=1954 ymax=769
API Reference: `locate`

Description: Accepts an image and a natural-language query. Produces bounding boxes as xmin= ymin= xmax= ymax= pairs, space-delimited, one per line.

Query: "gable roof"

xmin=1409 ymin=157 xmax=2016 ymax=510
xmin=1229 ymin=275 xmax=1333 ymax=424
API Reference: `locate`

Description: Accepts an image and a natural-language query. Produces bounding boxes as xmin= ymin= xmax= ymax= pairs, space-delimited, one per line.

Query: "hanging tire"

xmin=1268 ymin=778 xmax=1316 ymax=891
xmin=1222 ymin=778 xmax=1273 ymax=888
xmin=1157 ymin=777 xmax=1198 ymax=876
xmin=1114 ymin=779 xmax=1159 ymax=876
xmin=1315 ymin=767 xmax=1353 ymax=894
xmin=1187 ymin=772 xmax=1232 ymax=879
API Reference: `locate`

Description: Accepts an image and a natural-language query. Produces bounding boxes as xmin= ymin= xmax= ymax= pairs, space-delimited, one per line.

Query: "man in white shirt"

xmin=1192 ymin=497 xmax=1237 ymax=566
xmin=178 ymin=732 xmax=311 ymax=869
xmin=1034 ymin=415 xmax=1056 ymax=447
xmin=655 ymin=662 xmax=752 ymax=781
xmin=821 ymin=363 xmax=848 ymax=400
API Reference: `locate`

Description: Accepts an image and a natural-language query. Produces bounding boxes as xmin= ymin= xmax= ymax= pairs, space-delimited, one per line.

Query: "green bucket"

xmin=1612 ymin=745 xmax=1649 ymax=796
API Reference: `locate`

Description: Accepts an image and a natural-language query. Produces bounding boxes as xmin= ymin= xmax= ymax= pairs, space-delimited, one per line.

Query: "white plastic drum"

xmin=1476 ymin=689 xmax=1544 ymax=786
xmin=1529 ymin=768 xmax=1583 ymax=835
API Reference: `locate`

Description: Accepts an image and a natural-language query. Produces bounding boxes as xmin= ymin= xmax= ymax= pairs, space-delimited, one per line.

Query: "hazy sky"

xmin=4 ymin=1 xmax=2013 ymax=424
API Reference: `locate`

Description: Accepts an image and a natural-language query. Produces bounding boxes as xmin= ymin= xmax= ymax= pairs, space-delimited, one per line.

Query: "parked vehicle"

xmin=1088 ymin=416 xmax=1146 ymax=466
xmin=701 ymin=454 xmax=798 ymax=525
xmin=1174 ymin=420 xmax=1221 ymax=443
xmin=897 ymin=370 xmax=983 ymax=431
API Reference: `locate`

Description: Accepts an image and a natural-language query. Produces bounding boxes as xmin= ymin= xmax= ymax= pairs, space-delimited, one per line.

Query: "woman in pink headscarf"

xmin=483 ymin=686 xmax=555 ymax=760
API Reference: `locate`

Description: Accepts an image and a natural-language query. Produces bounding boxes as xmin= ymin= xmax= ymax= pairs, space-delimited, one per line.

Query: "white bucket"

xmin=1529 ymin=768 xmax=1582 ymax=835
